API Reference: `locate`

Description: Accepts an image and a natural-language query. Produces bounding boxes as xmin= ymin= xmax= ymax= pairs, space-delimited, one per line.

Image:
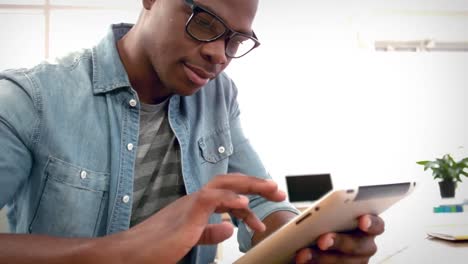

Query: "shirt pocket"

xmin=29 ymin=156 xmax=110 ymax=237
xmin=198 ymin=125 xmax=234 ymax=164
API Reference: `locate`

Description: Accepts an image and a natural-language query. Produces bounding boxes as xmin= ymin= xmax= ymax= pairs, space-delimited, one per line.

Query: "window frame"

xmin=0 ymin=0 xmax=134 ymax=58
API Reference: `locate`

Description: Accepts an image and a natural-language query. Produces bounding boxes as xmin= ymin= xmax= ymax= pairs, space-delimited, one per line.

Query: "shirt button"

xmin=129 ymin=99 xmax=137 ymax=107
xmin=122 ymin=195 xmax=130 ymax=204
xmin=127 ymin=143 xmax=134 ymax=151
xmin=218 ymin=146 xmax=225 ymax=154
xmin=80 ymin=170 xmax=87 ymax=179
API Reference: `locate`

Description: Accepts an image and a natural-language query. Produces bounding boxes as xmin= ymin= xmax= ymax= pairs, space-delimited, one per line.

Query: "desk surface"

xmin=376 ymin=235 xmax=468 ymax=263
xmin=370 ymin=182 xmax=468 ymax=263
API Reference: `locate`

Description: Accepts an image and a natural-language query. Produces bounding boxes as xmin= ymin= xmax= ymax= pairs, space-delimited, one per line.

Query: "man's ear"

xmin=143 ymin=0 xmax=156 ymax=10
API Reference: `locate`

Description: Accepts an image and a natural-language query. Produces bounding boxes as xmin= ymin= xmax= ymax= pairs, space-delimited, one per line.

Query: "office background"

xmin=0 ymin=0 xmax=467 ymax=261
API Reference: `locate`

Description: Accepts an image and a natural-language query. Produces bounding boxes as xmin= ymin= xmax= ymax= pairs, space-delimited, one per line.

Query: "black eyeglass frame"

xmin=183 ymin=0 xmax=261 ymax=58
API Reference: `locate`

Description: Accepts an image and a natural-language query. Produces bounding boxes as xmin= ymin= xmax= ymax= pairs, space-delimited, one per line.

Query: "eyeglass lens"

xmin=187 ymin=10 xmax=257 ymax=58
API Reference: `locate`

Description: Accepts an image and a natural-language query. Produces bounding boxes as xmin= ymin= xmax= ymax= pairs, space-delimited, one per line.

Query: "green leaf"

xmin=448 ymin=168 xmax=457 ymax=178
xmin=432 ymin=169 xmax=442 ymax=179
xmin=447 ymin=154 xmax=456 ymax=165
xmin=424 ymin=161 xmax=439 ymax=171
xmin=437 ymin=158 xmax=449 ymax=171
xmin=416 ymin=160 xmax=430 ymax=165
xmin=460 ymin=158 xmax=468 ymax=168
xmin=462 ymin=169 xmax=468 ymax=177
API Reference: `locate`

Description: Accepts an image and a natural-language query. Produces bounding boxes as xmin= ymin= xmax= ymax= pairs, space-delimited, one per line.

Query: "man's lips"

xmin=183 ymin=63 xmax=216 ymax=87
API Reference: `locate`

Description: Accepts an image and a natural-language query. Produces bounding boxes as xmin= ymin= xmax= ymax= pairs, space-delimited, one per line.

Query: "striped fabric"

xmin=130 ymin=101 xmax=186 ymax=227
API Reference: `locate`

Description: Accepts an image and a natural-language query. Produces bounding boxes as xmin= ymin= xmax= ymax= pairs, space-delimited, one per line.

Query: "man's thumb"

xmin=197 ymin=222 xmax=234 ymax=244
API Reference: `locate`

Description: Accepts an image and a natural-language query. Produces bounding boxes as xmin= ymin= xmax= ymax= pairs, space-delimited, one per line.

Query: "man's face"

xmin=140 ymin=0 xmax=259 ymax=96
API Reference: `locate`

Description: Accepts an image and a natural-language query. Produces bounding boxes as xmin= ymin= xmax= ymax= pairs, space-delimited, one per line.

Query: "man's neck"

xmin=116 ymin=28 xmax=171 ymax=104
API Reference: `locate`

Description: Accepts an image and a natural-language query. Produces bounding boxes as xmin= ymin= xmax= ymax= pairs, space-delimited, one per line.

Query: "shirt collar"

xmin=91 ymin=23 xmax=133 ymax=94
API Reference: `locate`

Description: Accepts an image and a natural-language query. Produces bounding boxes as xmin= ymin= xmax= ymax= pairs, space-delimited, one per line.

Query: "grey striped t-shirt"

xmin=130 ymin=101 xmax=186 ymax=227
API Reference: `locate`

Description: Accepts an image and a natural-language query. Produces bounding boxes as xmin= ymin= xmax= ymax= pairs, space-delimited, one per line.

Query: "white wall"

xmin=225 ymin=0 xmax=468 ymax=192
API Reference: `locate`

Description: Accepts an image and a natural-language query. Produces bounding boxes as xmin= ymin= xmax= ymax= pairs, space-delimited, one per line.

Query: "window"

xmin=0 ymin=0 xmax=139 ymax=70
xmin=351 ymin=0 xmax=468 ymax=52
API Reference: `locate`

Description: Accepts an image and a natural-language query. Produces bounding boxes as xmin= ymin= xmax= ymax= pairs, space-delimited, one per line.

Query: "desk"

xmin=370 ymin=181 xmax=468 ymax=263
xmin=376 ymin=235 xmax=468 ymax=263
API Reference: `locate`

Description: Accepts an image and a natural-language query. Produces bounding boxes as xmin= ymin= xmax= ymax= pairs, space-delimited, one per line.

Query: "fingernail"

xmin=238 ymin=195 xmax=248 ymax=202
xmin=305 ymin=251 xmax=313 ymax=261
xmin=324 ymin=237 xmax=334 ymax=250
xmin=364 ymin=217 xmax=372 ymax=231
xmin=265 ymin=179 xmax=276 ymax=184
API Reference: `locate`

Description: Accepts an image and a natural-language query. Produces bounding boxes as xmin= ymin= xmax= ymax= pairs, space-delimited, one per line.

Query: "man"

xmin=0 ymin=0 xmax=384 ymax=263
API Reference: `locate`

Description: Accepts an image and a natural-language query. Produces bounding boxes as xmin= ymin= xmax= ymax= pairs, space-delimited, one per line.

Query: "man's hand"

xmin=107 ymin=173 xmax=286 ymax=264
xmin=295 ymin=215 xmax=385 ymax=264
xmin=0 ymin=173 xmax=285 ymax=264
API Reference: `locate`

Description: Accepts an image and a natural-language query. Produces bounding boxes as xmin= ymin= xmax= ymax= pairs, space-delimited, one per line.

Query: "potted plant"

xmin=417 ymin=154 xmax=468 ymax=198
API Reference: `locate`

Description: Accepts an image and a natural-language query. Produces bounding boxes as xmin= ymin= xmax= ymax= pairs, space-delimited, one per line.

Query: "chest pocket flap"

xmin=29 ymin=157 xmax=110 ymax=237
xmin=46 ymin=157 xmax=109 ymax=192
xmin=198 ymin=125 xmax=234 ymax=164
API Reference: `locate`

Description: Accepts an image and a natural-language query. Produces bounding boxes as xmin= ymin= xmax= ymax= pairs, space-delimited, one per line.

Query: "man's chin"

xmin=175 ymin=83 xmax=204 ymax=97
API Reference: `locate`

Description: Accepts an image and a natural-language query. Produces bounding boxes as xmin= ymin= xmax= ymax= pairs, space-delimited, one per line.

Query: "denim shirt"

xmin=0 ymin=24 xmax=298 ymax=263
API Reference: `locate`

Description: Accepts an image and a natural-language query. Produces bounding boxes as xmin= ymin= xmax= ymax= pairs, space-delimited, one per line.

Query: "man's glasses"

xmin=184 ymin=0 xmax=260 ymax=58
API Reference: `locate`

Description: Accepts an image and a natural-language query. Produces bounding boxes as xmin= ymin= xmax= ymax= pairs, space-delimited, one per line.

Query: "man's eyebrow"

xmin=194 ymin=1 xmax=254 ymax=36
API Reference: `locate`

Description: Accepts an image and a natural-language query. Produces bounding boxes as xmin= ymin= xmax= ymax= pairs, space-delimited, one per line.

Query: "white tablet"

xmin=234 ymin=182 xmax=417 ymax=264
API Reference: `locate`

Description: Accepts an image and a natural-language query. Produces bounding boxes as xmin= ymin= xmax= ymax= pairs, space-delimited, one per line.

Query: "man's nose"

xmin=200 ymin=39 xmax=228 ymax=65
